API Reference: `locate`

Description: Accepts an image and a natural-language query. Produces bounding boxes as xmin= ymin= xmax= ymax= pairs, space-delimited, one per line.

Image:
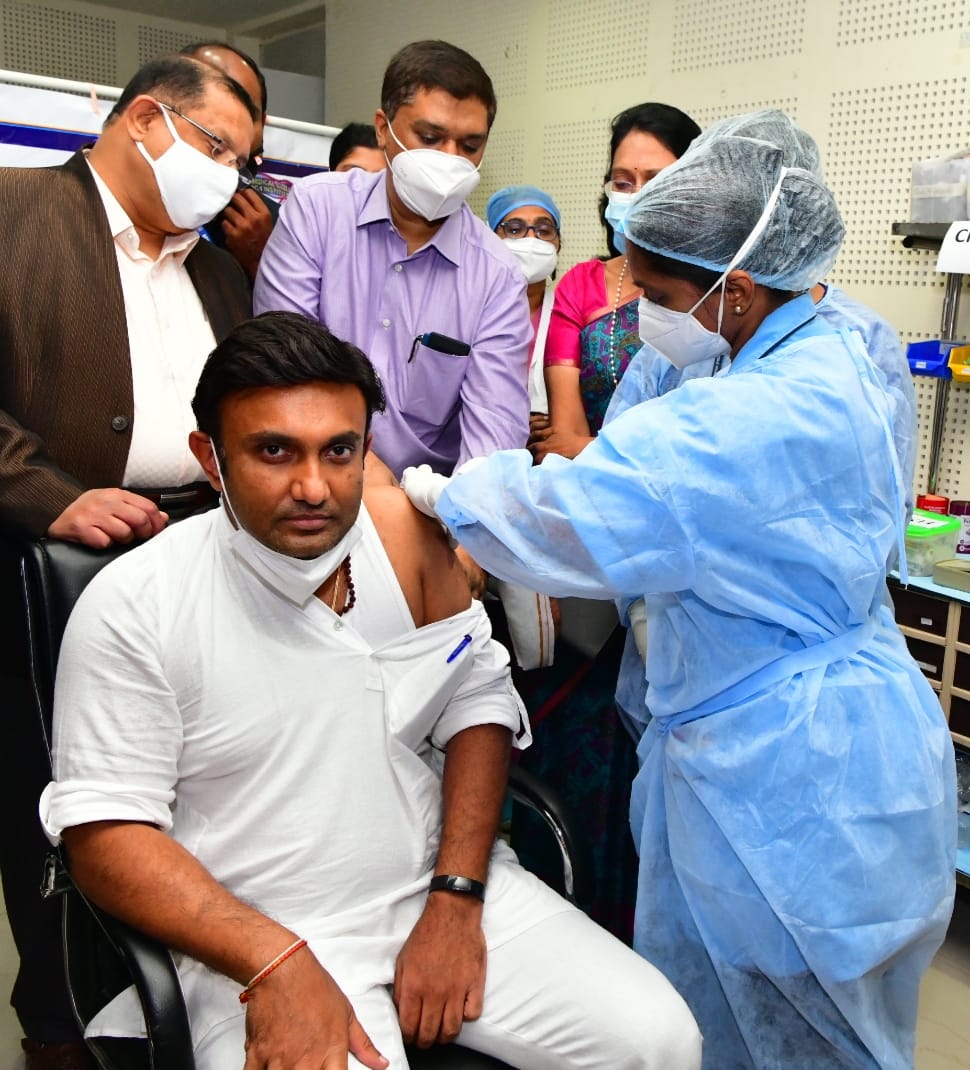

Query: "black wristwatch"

xmin=428 ymin=874 xmax=486 ymax=901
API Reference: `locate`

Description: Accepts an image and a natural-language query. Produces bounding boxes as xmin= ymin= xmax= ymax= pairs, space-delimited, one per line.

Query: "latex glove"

xmin=401 ymin=464 xmax=450 ymax=518
xmin=402 ymin=458 xmax=487 ymax=519
xmin=629 ymin=596 xmax=648 ymax=662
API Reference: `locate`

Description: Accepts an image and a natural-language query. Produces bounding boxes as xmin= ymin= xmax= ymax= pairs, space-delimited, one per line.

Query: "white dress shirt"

xmin=87 ymin=160 xmax=216 ymax=487
xmin=40 ymin=504 xmax=568 ymax=1042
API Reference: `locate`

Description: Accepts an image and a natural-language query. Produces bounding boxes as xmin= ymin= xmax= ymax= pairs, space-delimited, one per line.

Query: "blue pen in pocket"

xmin=446 ymin=634 xmax=473 ymax=663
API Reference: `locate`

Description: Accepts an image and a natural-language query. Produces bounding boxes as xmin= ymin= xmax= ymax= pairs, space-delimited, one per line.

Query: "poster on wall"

xmin=0 ymin=73 xmax=335 ymax=202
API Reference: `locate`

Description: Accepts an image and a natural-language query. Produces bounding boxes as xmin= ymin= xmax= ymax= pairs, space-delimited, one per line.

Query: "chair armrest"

xmin=507 ymin=765 xmax=593 ymax=907
xmin=63 ymin=886 xmax=195 ymax=1070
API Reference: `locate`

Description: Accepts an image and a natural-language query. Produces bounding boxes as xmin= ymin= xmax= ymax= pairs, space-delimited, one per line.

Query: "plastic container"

xmin=905 ymin=508 xmax=962 ymax=576
xmin=910 ymin=153 xmax=970 ymax=222
xmin=950 ymin=500 xmax=970 ymax=555
xmin=906 ymin=339 xmax=957 ymax=378
xmin=917 ymin=494 xmax=950 ymax=515
xmin=948 ymin=344 xmax=970 ymax=383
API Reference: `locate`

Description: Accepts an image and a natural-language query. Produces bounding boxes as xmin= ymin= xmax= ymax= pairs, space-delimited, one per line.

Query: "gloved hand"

xmin=628 ymin=596 xmax=648 ymax=662
xmin=401 ymin=464 xmax=450 ymax=518
xmin=401 ymin=457 xmax=488 ymax=519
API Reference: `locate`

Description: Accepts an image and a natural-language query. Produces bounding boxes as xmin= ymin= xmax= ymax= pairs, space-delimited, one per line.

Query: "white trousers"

xmin=199 ymin=908 xmax=702 ymax=1070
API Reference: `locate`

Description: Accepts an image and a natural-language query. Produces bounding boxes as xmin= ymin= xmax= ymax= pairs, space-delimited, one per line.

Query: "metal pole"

xmin=927 ymin=272 xmax=964 ymax=494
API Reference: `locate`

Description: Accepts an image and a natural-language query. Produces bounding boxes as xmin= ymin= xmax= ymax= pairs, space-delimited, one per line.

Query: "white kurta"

xmin=40 ymin=505 xmax=573 ymax=1046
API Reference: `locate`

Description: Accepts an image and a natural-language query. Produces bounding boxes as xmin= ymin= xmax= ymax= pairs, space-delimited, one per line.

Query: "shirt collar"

xmin=730 ymin=292 xmax=817 ymax=372
xmin=358 ymin=171 xmax=464 ymax=266
xmin=86 ymin=157 xmax=199 ymax=264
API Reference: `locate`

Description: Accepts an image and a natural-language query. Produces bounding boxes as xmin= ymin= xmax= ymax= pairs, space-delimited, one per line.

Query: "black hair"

xmin=381 ymin=40 xmax=496 ymax=128
xmin=600 ymin=102 xmax=700 ymax=257
xmin=329 ymin=122 xmax=379 ymax=171
xmin=107 ymin=54 xmax=259 ymax=124
xmin=180 ymin=41 xmax=268 ymax=115
xmin=192 ymin=312 xmax=386 ymax=445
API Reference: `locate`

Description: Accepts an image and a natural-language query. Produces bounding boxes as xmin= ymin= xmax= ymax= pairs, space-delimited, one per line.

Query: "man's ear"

xmin=188 ymin=431 xmax=222 ymax=491
xmin=124 ymin=94 xmax=161 ymax=146
xmin=363 ymin=431 xmax=373 ymax=458
xmin=373 ymin=109 xmax=388 ymax=150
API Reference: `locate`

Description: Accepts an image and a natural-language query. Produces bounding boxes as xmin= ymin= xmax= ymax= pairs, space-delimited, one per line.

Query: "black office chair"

xmin=21 ymin=537 xmax=591 ymax=1070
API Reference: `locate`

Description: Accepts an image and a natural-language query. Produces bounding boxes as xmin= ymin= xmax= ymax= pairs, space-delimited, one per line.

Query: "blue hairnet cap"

xmin=623 ymin=128 xmax=843 ymax=292
xmin=690 ymin=109 xmax=823 ymax=180
xmin=486 ymin=185 xmax=561 ymax=232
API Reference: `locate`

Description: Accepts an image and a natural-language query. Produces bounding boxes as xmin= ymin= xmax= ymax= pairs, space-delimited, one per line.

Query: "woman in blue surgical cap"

xmin=486 ymin=184 xmax=562 ymax=414
xmin=404 ymin=127 xmax=956 ymax=1069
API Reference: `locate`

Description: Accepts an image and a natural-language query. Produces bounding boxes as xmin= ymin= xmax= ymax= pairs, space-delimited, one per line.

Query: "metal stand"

xmin=929 ymin=272 xmax=964 ymax=494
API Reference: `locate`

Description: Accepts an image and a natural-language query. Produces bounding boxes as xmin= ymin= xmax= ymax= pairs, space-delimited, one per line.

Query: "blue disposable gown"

xmin=607 ymin=284 xmax=918 ymax=735
xmin=436 ymin=295 xmax=955 ymax=1069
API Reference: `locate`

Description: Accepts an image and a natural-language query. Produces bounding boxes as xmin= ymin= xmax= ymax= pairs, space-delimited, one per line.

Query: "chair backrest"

xmin=20 ymin=537 xmax=196 ymax=1070
xmin=20 ymin=539 xmax=129 ymax=755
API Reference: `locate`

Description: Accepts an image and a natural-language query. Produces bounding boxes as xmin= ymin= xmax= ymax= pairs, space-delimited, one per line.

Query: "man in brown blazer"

xmin=0 ymin=54 xmax=255 ymax=1069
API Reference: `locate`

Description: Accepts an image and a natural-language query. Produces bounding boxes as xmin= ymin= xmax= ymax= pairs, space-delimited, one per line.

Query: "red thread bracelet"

xmin=238 ymin=938 xmax=307 ymax=1003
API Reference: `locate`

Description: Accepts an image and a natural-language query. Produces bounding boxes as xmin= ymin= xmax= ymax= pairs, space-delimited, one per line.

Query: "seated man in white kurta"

xmin=39 ymin=312 xmax=701 ymax=1070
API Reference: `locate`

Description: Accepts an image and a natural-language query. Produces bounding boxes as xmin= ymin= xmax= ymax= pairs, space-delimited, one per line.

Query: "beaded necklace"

xmin=328 ymin=556 xmax=356 ymax=616
xmin=606 ymin=257 xmax=629 ymax=388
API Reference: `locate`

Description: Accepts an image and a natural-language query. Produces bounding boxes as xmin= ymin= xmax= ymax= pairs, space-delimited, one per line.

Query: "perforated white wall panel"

xmin=671 ymin=0 xmax=806 ymax=73
xmin=836 ymin=0 xmax=968 ymax=47
xmin=136 ymin=24 xmax=201 ymax=66
xmin=0 ymin=0 xmax=227 ymax=87
xmin=1 ymin=0 xmax=118 ymax=82
xmin=545 ymin=0 xmax=651 ymax=92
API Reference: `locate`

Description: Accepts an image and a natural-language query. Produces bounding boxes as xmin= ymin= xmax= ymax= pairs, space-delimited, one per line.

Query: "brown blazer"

xmin=0 ymin=152 xmax=252 ymax=538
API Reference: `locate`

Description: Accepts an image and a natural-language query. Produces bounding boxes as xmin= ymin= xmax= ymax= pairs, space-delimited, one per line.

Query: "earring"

xmin=734 ymin=305 xmax=743 ymax=315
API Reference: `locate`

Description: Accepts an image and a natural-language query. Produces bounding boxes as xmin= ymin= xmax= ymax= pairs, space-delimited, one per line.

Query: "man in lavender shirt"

xmin=254 ymin=40 xmax=532 ymax=481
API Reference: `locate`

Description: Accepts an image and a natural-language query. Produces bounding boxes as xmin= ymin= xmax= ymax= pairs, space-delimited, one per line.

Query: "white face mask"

xmin=604 ymin=187 xmax=637 ymax=255
xmin=637 ymin=294 xmax=731 ymax=369
xmin=212 ymin=447 xmax=362 ymax=608
xmin=385 ymin=119 xmax=481 ymax=221
xmin=636 ymin=167 xmax=791 ymax=370
xmin=504 ymin=236 xmax=558 ymax=284
xmin=136 ymin=103 xmax=239 ymax=231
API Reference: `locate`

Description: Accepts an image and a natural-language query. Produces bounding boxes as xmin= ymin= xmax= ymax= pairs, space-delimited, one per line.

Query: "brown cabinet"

xmin=890 ymin=580 xmax=970 ymax=747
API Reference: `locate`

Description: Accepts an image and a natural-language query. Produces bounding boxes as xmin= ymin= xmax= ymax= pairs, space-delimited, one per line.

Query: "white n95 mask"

xmin=135 ymin=103 xmax=239 ymax=231
xmin=212 ymin=447 xmax=362 ymax=607
xmin=385 ymin=120 xmax=481 ymax=221
xmin=637 ymin=166 xmax=792 ymax=370
xmin=637 ymin=295 xmax=730 ymax=370
xmin=505 ymin=236 xmax=558 ymax=284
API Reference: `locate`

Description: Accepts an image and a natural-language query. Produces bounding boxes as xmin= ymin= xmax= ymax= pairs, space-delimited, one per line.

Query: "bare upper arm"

xmin=363 ymin=486 xmax=471 ymax=627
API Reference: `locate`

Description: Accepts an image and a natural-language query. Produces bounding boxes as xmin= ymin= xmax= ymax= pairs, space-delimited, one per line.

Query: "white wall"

xmin=264 ymin=67 xmax=325 ymax=124
xmin=326 ymin=0 xmax=970 ymax=501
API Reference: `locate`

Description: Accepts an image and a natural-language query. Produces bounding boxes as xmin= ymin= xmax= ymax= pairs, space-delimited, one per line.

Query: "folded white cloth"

xmin=628 ymin=596 xmax=648 ymax=661
xmin=490 ymin=578 xmax=556 ymax=670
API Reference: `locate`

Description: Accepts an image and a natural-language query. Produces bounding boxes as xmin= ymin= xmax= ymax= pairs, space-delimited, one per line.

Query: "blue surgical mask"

xmin=604 ymin=189 xmax=636 ymax=254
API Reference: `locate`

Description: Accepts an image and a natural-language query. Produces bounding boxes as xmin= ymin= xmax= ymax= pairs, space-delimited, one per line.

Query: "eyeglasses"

xmin=605 ymin=177 xmax=643 ymax=196
xmin=496 ymin=218 xmax=559 ymax=242
xmin=158 ymin=101 xmax=255 ymax=189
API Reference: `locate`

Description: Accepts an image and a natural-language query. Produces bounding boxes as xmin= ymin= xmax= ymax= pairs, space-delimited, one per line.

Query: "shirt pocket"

xmin=402 ymin=345 xmax=469 ymax=430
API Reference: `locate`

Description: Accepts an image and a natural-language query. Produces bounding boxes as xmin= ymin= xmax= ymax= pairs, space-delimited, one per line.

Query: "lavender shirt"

xmin=254 ymin=169 xmax=531 ymax=476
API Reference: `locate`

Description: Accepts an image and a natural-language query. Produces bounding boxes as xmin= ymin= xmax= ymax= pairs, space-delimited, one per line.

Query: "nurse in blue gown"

xmin=605 ymin=110 xmax=918 ymax=740
xmin=403 ymin=124 xmax=956 ymax=1069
